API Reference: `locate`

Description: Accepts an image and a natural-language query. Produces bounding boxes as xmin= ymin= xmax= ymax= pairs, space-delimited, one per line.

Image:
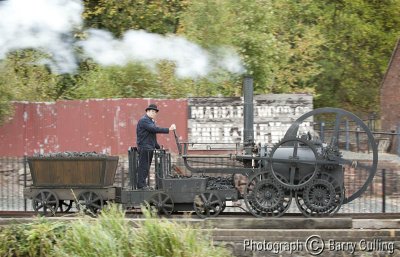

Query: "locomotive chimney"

xmin=243 ymin=76 xmax=254 ymax=155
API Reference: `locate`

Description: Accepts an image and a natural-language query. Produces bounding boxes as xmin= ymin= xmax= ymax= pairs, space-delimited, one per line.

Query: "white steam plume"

xmin=0 ymin=0 xmax=244 ymax=78
xmin=0 ymin=0 xmax=82 ymax=73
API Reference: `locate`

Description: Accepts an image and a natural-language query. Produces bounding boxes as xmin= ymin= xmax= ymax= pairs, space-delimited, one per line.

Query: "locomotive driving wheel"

xmin=32 ymin=190 xmax=59 ymax=215
xmin=148 ymin=192 xmax=174 ymax=216
xmin=295 ymin=172 xmax=344 ymax=217
xmin=244 ymin=171 xmax=292 ymax=217
xmin=193 ymin=192 xmax=224 ymax=218
xmin=76 ymin=191 xmax=103 ymax=215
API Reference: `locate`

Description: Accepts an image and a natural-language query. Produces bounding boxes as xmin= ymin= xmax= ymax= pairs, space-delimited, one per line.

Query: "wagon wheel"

xmin=244 ymin=171 xmax=292 ymax=217
xmin=284 ymin=107 xmax=378 ymax=204
xmin=295 ymin=172 xmax=344 ymax=217
xmin=76 ymin=191 xmax=103 ymax=215
xmin=147 ymin=192 xmax=174 ymax=216
xmin=32 ymin=190 xmax=59 ymax=216
xmin=193 ymin=192 xmax=223 ymax=218
xmin=58 ymin=200 xmax=73 ymax=213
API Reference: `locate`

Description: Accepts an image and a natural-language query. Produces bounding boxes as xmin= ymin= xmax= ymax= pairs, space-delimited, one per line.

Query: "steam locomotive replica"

xmin=24 ymin=77 xmax=378 ymax=218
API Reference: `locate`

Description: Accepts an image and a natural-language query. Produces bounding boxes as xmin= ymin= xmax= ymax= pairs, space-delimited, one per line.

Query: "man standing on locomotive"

xmin=136 ymin=104 xmax=176 ymax=190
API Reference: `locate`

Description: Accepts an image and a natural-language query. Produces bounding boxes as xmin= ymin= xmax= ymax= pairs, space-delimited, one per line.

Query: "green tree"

xmin=0 ymin=50 xmax=60 ymax=123
xmin=267 ymin=0 xmax=325 ymax=93
xmin=180 ymin=0 xmax=324 ymax=95
xmin=64 ymin=61 xmax=197 ymax=99
xmin=1 ymin=0 xmax=400 ymax=119
xmin=0 ymin=73 xmax=13 ymax=125
xmin=312 ymin=0 xmax=400 ymax=114
xmin=0 ymin=50 xmax=61 ymax=101
xmin=83 ymin=0 xmax=188 ymax=37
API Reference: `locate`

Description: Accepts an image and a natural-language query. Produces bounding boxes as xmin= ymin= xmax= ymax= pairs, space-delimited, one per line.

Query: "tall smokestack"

xmin=243 ymin=76 xmax=254 ymax=155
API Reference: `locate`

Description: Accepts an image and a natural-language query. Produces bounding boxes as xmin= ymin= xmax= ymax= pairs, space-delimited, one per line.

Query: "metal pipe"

xmin=243 ymin=76 xmax=254 ymax=155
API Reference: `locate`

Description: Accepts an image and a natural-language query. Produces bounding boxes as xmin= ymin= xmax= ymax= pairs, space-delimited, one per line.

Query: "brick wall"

xmin=0 ymin=99 xmax=188 ymax=156
xmin=380 ymin=38 xmax=400 ymax=153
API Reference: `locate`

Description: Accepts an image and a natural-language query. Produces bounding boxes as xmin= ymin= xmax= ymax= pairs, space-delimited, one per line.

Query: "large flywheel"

xmin=283 ymin=107 xmax=378 ymax=204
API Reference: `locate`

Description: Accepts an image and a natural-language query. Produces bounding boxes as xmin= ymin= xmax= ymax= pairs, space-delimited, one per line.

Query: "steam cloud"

xmin=0 ymin=0 xmax=244 ymax=78
xmin=0 ymin=0 xmax=82 ymax=73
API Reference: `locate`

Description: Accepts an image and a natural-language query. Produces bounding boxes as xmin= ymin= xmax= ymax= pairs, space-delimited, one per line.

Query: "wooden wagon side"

xmin=27 ymin=156 xmax=118 ymax=187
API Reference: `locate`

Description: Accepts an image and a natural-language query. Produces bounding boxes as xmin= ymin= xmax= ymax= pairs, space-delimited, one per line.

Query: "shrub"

xmin=133 ymin=207 xmax=230 ymax=257
xmin=0 ymin=204 xmax=231 ymax=257
xmin=0 ymin=218 xmax=66 ymax=257
xmin=55 ymin=204 xmax=136 ymax=257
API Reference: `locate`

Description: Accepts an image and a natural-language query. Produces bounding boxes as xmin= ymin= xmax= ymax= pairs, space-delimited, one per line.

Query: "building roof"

xmin=380 ymin=38 xmax=400 ymax=90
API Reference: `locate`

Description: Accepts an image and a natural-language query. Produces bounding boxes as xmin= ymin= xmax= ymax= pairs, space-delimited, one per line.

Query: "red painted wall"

xmin=0 ymin=99 xmax=188 ymax=156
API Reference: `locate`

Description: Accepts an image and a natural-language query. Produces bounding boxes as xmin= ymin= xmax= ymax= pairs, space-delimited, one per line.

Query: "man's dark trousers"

xmin=137 ymin=149 xmax=154 ymax=189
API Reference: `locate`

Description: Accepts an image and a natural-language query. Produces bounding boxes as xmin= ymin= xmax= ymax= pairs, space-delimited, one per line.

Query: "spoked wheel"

xmin=32 ymin=190 xmax=59 ymax=215
xmin=193 ymin=192 xmax=224 ymax=218
xmin=295 ymin=172 xmax=344 ymax=217
xmin=148 ymin=192 xmax=174 ymax=216
xmin=76 ymin=191 xmax=103 ymax=215
xmin=244 ymin=171 xmax=292 ymax=217
xmin=283 ymin=107 xmax=378 ymax=204
xmin=58 ymin=200 xmax=73 ymax=213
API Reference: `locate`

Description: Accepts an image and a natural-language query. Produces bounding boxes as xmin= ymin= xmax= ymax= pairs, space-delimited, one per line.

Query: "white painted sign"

xmin=188 ymin=94 xmax=313 ymax=149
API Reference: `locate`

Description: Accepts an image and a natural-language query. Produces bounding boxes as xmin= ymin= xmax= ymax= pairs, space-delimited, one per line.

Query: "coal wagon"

xmin=24 ymin=154 xmax=119 ymax=215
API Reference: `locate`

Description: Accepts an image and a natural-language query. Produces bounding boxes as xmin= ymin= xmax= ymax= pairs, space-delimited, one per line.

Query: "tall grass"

xmin=0 ymin=218 xmax=66 ymax=257
xmin=134 ymin=207 xmax=229 ymax=257
xmin=0 ymin=205 xmax=231 ymax=257
xmin=55 ymin=205 xmax=135 ymax=257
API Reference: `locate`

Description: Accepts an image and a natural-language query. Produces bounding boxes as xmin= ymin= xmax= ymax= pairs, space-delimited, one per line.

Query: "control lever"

xmin=173 ymin=129 xmax=182 ymax=155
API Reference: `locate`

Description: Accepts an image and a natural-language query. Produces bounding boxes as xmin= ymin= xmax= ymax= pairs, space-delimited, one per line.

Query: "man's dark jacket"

xmin=136 ymin=114 xmax=169 ymax=150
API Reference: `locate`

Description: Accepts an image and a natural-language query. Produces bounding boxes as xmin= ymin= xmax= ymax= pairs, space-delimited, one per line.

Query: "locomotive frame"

xmin=24 ymin=77 xmax=378 ymax=218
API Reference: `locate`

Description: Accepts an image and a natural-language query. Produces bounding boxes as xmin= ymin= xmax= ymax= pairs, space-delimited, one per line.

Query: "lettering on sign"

xmin=188 ymin=94 xmax=313 ymax=148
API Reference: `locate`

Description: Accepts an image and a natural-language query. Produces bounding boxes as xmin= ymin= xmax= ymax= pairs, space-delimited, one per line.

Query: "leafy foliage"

xmin=134 ymin=206 xmax=230 ymax=257
xmin=0 ymin=50 xmax=61 ymax=101
xmin=82 ymin=0 xmax=188 ymax=37
xmin=0 ymin=218 xmax=66 ymax=257
xmin=0 ymin=205 xmax=230 ymax=257
xmin=55 ymin=205 xmax=136 ymax=257
xmin=311 ymin=0 xmax=400 ymax=113
xmin=0 ymin=74 xmax=13 ymax=125
xmin=1 ymin=0 xmax=400 ymax=123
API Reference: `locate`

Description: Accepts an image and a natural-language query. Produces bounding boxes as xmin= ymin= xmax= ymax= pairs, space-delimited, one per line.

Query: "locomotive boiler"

xmin=24 ymin=77 xmax=378 ymax=218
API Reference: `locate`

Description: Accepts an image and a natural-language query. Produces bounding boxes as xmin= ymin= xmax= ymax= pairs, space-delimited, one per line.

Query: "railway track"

xmin=0 ymin=210 xmax=398 ymax=219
